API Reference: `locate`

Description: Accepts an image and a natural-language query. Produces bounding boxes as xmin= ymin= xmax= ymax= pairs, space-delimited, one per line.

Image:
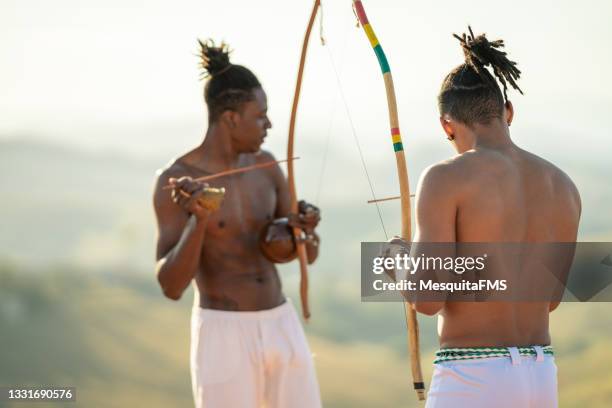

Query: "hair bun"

xmin=453 ymin=26 xmax=522 ymax=100
xmin=198 ymin=39 xmax=232 ymax=78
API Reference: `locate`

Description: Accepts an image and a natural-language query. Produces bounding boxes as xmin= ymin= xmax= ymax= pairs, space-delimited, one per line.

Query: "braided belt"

xmin=434 ymin=345 xmax=554 ymax=364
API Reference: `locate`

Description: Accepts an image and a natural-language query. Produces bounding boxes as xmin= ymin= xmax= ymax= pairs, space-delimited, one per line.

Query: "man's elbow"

xmin=156 ymin=267 xmax=184 ymax=301
xmin=413 ymin=301 xmax=444 ymax=316
xmin=160 ymin=283 xmax=183 ymax=301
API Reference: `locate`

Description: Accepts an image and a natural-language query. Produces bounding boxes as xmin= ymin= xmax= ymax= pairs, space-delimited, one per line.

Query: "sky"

xmin=2 ymin=0 xmax=611 ymax=157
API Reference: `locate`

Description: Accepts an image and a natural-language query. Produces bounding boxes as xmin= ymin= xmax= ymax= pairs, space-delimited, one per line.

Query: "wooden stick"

xmin=162 ymin=157 xmax=299 ymax=190
xmin=367 ymin=194 xmax=414 ymax=204
xmin=354 ymin=0 xmax=425 ymax=400
xmin=287 ymin=0 xmax=321 ymax=322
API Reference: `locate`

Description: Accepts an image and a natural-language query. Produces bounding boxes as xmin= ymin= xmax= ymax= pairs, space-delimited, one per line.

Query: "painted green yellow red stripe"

xmin=363 ymin=24 xmax=378 ymax=47
xmin=391 ymin=127 xmax=403 ymax=152
xmin=354 ymin=1 xmax=390 ymax=74
xmin=354 ymin=0 xmax=401 ymax=152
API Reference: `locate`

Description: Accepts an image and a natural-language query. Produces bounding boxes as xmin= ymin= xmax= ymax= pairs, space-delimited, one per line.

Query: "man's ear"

xmin=505 ymin=100 xmax=514 ymax=126
xmin=439 ymin=115 xmax=454 ymax=140
xmin=220 ymin=110 xmax=240 ymax=129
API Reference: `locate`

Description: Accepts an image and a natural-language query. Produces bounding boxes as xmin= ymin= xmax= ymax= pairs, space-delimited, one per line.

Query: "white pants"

xmin=190 ymin=299 xmax=321 ymax=408
xmin=426 ymin=347 xmax=558 ymax=408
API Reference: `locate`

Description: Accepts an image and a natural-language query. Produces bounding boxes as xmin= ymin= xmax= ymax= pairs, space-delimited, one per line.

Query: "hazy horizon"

xmin=2 ymin=0 xmax=611 ymax=158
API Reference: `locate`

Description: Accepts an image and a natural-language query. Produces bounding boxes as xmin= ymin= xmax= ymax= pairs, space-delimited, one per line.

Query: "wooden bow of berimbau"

xmin=352 ymin=0 xmax=426 ymax=400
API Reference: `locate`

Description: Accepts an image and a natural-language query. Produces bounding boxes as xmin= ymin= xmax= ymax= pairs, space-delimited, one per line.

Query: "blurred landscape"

xmin=2 ymin=0 xmax=612 ymax=405
xmin=1 ymin=136 xmax=611 ymax=408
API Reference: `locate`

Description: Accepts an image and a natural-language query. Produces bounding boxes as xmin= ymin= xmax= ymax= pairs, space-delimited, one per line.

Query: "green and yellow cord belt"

xmin=434 ymin=346 xmax=554 ymax=364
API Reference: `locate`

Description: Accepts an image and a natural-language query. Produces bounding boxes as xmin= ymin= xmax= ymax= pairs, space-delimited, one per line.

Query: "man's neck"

xmin=184 ymin=123 xmax=242 ymax=174
xmin=471 ymin=121 xmax=515 ymax=151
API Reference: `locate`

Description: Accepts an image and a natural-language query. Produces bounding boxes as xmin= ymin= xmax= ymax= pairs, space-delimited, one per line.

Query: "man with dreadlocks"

xmin=401 ymin=27 xmax=581 ymax=407
xmin=152 ymin=40 xmax=322 ymax=408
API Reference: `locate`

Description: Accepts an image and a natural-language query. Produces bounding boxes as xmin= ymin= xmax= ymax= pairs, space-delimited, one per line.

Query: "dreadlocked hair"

xmin=438 ymin=26 xmax=523 ymax=126
xmin=198 ymin=39 xmax=261 ymax=122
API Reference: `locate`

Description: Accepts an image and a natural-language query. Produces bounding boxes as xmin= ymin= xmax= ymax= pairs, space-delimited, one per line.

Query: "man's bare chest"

xmin=205 ymin=172 xmax=277 ymax=238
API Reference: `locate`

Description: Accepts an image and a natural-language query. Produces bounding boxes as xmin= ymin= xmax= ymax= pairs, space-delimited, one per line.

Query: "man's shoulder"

xmin=421 ymin=156 xmax=468 ymax=184
xmin=254 ymin=149 xmax=276 ymax=163
xmin=253 ymin=149 xmax=284 ymax=179
xmin=417 ymin=158 xmax=466 ymax=198
xmin=520 ymin=149 xmax=578 ymax=193
xmin=155 ymin=159 xmax=189 ymax=183
xmin=152 ymin=159 xmax=192 ymax=202
xmin=509 ymin=149 xmax=581 ymax=214
xmin=418 ymin=151 xmax=506 ymax=199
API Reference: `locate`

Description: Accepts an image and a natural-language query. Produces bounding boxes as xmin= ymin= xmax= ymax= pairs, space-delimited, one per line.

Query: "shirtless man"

xmin=153 ymin=40 xmax=322 ymax=408
xmin=405 ymin=28 xmax=581 ymax=407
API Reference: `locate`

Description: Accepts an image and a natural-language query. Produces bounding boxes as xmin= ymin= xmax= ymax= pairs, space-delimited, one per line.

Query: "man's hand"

xmin=287 ymin=200 xmax=321 ymax=249
xmin=386 ymin=236 xmax=410 ymax=256
xmin=168 ymin=177 xmax=211 ymax=221
xmin=380 ymin=235 xmax=411 ymax=281
xmin=288 ymin=200 xmax=321 ymax=245
xmin=288 ymin=200 xmax=320 ymax=232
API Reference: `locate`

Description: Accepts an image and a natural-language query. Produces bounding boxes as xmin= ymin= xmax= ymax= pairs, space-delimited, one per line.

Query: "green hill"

xmin=1 ymin=265 xmax=611 ymax=407
xmin=1 ymin=139 xmax=611 ymax=406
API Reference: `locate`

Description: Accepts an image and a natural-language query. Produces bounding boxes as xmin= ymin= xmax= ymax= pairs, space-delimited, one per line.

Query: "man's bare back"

xmin=414 ymin=139 xmax=581 ymax=348
xmin=413 ymin=26 xmax=574 ymax=406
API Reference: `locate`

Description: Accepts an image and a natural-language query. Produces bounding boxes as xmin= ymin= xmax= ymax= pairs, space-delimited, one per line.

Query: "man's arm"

xmin=410 ymin=163 xmax=458 ymax=316
xmin=153 ymin=170 xmax=210 ymax=300
xmin=550 ymin=173 xmax=582 ymax=312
